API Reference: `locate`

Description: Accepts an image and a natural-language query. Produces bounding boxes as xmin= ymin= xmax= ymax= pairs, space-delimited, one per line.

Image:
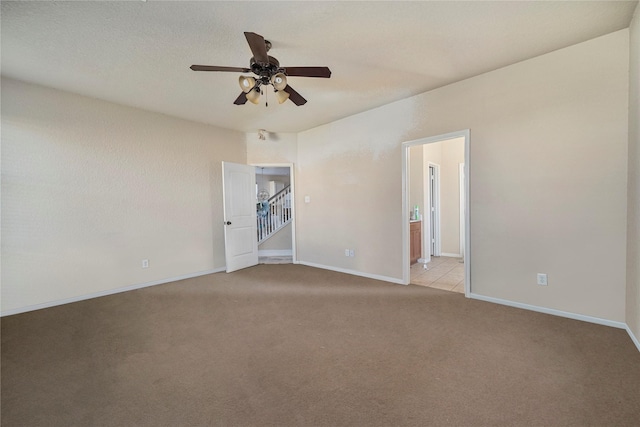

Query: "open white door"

xmin=222 ymin=161 xmax=258 ymax=273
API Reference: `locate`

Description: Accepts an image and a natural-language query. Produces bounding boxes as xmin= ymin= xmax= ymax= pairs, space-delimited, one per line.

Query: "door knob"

xmin=225 ymin=221 xmax=232 ymax=225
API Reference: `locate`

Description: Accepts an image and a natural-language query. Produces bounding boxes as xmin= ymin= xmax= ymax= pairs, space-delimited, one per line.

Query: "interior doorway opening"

xmin=252 ymin=163 xmax=296 ymax=264
xmin=402 ymin=130 xmax=470 ymax=296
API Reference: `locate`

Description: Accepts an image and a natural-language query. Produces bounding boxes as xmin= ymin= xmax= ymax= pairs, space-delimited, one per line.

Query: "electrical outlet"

xmin=345 ymin=249 xmax=350 ymax=257
xmin=537 ymin=273 xmax=547 ymax=286
xmin=349 ymin=249 xmax=355 ymax=257
xmin=142 ymin=259 xmax=149 ymax=269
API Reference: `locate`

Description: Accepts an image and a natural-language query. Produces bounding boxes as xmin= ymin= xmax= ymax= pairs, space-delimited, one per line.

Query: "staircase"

xmin=257 ymin=185 xmax=292 ymax=244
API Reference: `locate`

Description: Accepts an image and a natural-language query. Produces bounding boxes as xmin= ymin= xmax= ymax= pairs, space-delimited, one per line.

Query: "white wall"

xmin=409 ymin=144 xmax=424 ymax=219
xmin=296 ymin=30 xmax=629 ymax=322
xmin=627 ymin=4 xmax=640 ymax=342
xmin=246 ymin=132 xmax=298 ymax=165
xmin=1 ymin=78 xmax=246 ymax=313
xmin=259 ymin=223 xmax=292 ymax=251
xmin=296 ymin=105 xmax=406 ymax=280
xmin=261 ymin=174 xmax=290 ymax=190
xmin=440 ymin=138 xmax=464 ymax=256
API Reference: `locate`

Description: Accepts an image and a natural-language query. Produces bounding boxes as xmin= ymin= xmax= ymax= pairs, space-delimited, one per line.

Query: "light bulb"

xmin=271 ymin=73 xmax=287 ymax=91
xmin=238 ymin=76 xmax=256 ymax=93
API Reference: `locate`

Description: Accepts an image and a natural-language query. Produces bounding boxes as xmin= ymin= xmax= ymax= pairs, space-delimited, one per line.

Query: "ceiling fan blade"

xmin=244 ymin=32 xmax=270 ymax=64
xmin=191 ymin=65 xmax=251 ymax=73
xmin=233 ymin=92 xmax=248 ymax=105
xmin=283 ymin=67 xmax=332 ymax=78
xmin=283 ymin=85 xmax=307 ymax=106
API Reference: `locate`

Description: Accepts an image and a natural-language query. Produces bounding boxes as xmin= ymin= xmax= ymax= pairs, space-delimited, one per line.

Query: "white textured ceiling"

xmin=1 ymin=1 xmax=637 ymax=133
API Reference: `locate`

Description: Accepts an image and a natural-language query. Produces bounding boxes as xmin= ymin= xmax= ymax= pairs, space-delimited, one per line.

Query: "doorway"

xmin=252 ymin=163 xmax=296 ymax=264
xmin=402 ymin=130 xmax=470 ymax=295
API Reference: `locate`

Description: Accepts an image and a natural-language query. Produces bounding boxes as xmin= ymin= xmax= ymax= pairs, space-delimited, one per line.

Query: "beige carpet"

xmin=2 ymin=264 xmax=639 ymax=426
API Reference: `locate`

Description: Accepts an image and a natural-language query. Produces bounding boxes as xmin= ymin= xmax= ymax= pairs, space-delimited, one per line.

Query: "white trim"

xmin=402 ymin=129 xmax=471 ymax=298
xmin=441 ymin=253 xmax=462 ymax=258
xmin=469 ymin=293 xmax=627 ymax=329
xmin=421 ymin=158 xmax=430 ymax=265
xmin=402 ymin=144 xmax=410 ymax=284
xmin=0 ymin=268 xmax=225 ymax=317
xmin=251 ymin=163 xmax=297 ymax=264
xmin=428 ymin=163 xmax=441 ymax=257
xmin=297 ymin=261 xmax=405 ymax=285
xmin=258 ymin=249 xmax=293 ymax=257
xmin=459 ymin=163 xmax=465 ymax=260
xmin=626 ymin=325 xmax=640 ymax=352
xmin=463 ymin=134 xmax=470 ymax=296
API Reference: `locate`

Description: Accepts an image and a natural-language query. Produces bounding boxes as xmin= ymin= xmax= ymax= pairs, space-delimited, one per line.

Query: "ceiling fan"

xmin=190 ymin=32 xmax=331 ymax=106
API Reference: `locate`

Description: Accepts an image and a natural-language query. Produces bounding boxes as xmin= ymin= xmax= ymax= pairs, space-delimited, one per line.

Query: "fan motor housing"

xmin=250 ymin=56 xmax=281 ymax=79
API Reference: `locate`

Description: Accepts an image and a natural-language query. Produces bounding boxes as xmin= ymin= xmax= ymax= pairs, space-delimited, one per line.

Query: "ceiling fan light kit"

xmin=239 ymin=75 xmax=256 ymax=93
xmin=246 ymin=87 xmax=261 ymax=104
xmin=191 ymin=32 xmax=331 ymax=106
xmin=275 ymin=90 xmax=290 ymax=104
xmin=271 ymin=73 xmax=287 ymax=91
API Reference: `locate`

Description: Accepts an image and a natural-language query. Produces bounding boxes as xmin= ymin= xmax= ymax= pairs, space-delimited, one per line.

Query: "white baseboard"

xmin=0 ymin=267 xmax=225 ymax=317
xmin=297 ymin=261 xmax=405 ymax=285
xmin=626 ymin=325 xmax=640 ymax=353
xmin=469 ymin=292 xmax=627 ymax=330
xmin=258 ymin=249 xmax=293 ymax=257
xmin=441 ymin=253 xmax=462 ymax=258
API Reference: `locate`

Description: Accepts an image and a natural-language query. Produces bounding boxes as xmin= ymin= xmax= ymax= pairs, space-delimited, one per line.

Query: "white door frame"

xmin=402 ymin=130 xmax=470 ymax=296
xmin=250 ymin=162 xmax=297 ymax=263
xmin=459 ymin=163 xmax=465 ymax=260
xmin=426 ymin=163 xmax=441 ymax=258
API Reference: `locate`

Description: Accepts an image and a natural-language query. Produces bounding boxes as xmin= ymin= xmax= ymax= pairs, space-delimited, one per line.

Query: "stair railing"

xmin=257 ymin=185 xmax=292 ymax=243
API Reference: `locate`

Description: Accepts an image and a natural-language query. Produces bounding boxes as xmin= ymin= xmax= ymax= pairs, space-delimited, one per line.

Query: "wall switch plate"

xmin=304 ymin=196 xmax=310 ymax=203
xmin=349 ymin=249 xmax=355 ymax=257
xmin=142 ymin=259 xmax=149 ymax=268
xmin=537 ymin=273 xmax=547 ymax=286
xmin=345 ymin=249 xmax=350 ymax=257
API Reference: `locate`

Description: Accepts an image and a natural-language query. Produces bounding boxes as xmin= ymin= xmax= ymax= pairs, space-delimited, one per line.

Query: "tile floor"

xmin=259 ymin=256 xmax=293 ymax=264
xmin=410 ymin=256 xmax=465 ymax=293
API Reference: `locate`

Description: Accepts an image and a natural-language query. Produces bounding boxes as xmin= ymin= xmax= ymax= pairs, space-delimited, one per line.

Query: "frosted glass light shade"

xmin=271 ymin=73 xmax=287 ymax=91
xmin=275 ymin=90 xmax=290 ymax=104
xmin=246 ymin=88 xmax=261 ymax=104
xmin=239 ymin=76 xmax=256 ymax=93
